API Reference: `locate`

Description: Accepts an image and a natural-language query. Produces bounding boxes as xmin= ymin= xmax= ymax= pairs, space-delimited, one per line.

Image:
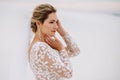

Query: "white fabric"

xmin=29 ymin=34 xmax=80 ymax=80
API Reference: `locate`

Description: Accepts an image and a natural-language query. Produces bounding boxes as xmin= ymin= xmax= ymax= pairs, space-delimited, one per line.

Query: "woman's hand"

xmin=44 ymin=35 xmax=64 ymax=51
xmin=57 ymin=20 xmax=67 ymax=36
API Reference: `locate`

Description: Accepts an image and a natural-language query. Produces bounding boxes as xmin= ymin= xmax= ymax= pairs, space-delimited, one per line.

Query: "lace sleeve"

xmin=37 ymin=43 xmax=72 ymax=78
xmin=62 ymin=33 xmax=80 ymax=57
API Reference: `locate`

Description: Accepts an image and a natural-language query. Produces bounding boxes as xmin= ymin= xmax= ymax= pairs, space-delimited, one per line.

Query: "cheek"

xmin=41 ymin=26 xmax=52 ymax=34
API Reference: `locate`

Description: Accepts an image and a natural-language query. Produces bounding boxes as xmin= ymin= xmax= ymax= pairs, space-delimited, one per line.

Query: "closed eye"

xmin=49 ymin=22 xmax=54 ymax=24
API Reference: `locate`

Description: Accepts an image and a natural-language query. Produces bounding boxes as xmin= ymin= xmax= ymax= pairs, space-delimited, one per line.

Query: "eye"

xmin=49 ymin=22 xmax=54 ymax=24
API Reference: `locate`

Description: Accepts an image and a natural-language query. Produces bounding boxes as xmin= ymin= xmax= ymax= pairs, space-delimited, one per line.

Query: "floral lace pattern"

xmin=29 ymin=34 xmax=80 ymax=80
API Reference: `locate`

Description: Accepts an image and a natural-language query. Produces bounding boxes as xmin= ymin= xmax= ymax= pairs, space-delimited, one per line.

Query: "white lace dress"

xmin=29 ymin=34 xmax=80 ymax=80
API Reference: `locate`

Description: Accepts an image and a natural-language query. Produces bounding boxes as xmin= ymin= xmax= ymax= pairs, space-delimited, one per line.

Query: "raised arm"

xmin=37 ymin=43 xmax=72 ymax=78
xmin=57 ymin=20 xmax=80 ymax=57
xmin=62 ymin=33 xmax=80 ymax=57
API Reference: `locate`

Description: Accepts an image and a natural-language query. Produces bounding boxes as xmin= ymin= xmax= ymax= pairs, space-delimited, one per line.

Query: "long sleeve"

xmin=62 ymin=33 xmax=80 ymax=57
xmin=30 ymin=42 xmax=72 ymax=79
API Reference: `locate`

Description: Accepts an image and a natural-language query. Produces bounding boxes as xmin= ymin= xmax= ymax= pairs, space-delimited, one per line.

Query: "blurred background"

xmin=0 ymin=0 xmax=120 ymax=80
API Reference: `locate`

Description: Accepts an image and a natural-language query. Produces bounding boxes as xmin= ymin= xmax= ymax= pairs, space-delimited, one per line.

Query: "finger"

xmin=45 ymin=37 xmax=51 ymax=45
xmin=46 ymin=37 xmax=52 ymax=43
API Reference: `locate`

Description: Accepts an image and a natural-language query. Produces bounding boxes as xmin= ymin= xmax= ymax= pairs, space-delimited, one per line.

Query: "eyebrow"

xmin=50 ymin=20 xmax=58 ymax=22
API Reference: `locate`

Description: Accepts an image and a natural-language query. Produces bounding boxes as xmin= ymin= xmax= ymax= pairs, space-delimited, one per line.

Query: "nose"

xmin=53 ymin=23 xmax=58 ymax=29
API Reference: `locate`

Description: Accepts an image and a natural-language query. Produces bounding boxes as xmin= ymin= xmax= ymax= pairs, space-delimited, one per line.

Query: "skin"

xmin=32 ymin=12 xmax=67 ymax=51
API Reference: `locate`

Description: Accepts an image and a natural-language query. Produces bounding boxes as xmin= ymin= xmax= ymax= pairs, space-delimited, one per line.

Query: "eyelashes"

xmin=49 ymin=22 xmax=54 ymax=24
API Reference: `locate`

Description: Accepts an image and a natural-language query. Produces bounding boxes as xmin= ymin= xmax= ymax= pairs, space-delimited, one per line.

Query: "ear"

xmin=36 ymin=21 xmax=42 ymax=28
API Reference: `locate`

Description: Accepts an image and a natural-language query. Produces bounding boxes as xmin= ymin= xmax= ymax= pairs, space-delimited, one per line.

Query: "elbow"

xmin=76 ymin=46 xmax=80 ymax=55
xmin=76 ymin=44 xmax=80 ymax=55
xmin=67 ymin=72 xmax=72 ymax=78
xmin=64 ymin=67 xmax=73 ymax=78
xmin=56 ymin=64 xmax=73 ymax=78
xmin=64 ymin=70 xmax=73 ymax=78
xmin=74 ymin=44 xmax=81 ymax=55
xmin=77 ymin=48 xmax=80 ymax=54
xmin=72 ymin=46 xmax=81 ymax=56
xmin=59 ymin=68 xmax=73 ymax=78
xmin=72 ymin=48 xmax=80 ymax=56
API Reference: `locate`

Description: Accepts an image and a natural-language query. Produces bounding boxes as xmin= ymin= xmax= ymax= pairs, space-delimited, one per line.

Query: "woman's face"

xmin=40 ymin=12 xmax=58 ymax=36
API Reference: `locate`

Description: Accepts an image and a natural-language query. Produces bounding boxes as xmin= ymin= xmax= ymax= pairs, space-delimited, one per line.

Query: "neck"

xmin=34 ymin=31 xmax=45 ymax=42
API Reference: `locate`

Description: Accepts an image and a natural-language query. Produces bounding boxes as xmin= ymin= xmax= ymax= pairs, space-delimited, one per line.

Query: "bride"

xmin=28 ymin=3 xmax=80 ymax=80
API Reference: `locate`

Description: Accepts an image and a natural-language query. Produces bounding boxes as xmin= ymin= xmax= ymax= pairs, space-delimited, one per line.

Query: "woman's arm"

xmin=62 ymin=34 xmax=80 ymax=57
xmin=37 ymin=43 xmax=72 ymax=78
xmin=57 ymin=20 xmax=80 ymax=57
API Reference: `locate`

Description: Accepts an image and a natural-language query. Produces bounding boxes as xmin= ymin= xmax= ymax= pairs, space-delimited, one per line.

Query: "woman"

xmin=28 ymin=3 xmax=80 ymax=80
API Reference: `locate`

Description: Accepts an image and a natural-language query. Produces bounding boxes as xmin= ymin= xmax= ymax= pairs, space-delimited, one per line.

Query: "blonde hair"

xmin=31 ymin=4 xmax=56 ymax=33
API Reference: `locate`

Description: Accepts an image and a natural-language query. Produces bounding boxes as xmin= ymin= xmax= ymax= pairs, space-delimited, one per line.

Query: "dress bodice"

xmin=29 ymin=34 xmax=80 ymax=80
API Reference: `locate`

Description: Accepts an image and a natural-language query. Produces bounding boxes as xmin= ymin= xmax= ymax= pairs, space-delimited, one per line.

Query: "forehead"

xmin=47 ymin=12 xmax=58 ymax=20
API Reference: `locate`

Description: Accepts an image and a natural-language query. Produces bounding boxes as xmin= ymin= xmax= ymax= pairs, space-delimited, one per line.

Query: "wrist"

xmin=57 ymin=46 xmax=65 ymax=51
